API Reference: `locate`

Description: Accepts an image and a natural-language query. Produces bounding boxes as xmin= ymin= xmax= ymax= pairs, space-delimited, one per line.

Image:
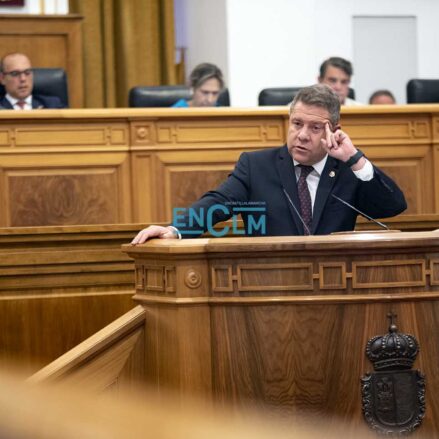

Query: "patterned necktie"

xmin=297 ymin=165 xmax=314 ymax=235
xmin=16 ymin=100 xmax=26 ymax=110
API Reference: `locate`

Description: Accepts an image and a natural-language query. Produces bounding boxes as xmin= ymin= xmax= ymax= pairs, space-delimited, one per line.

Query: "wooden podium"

xmin=122 ymin=232 xmax=439 ymax=434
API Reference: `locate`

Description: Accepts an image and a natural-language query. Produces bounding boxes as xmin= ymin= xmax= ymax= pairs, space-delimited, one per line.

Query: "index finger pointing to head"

xmin=325 ymin=123 xmax=333 ymax=148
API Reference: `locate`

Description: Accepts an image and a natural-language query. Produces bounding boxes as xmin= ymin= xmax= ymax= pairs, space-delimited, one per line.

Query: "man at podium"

xmin=132 ymin=84 xmax=406 ymax=243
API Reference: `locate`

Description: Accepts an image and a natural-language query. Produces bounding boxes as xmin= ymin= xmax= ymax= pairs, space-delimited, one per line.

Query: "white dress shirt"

xmin=6 ymin=94 xmax=32 ymax=111
xmin=293 ymin=154 xmax=374 ymax=213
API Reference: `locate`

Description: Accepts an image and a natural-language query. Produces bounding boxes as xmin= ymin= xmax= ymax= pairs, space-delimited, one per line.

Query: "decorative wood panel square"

xmin=429 ymin=259 xmax=439 ymax=285
xmin=212 ymin=266 xmax=233 ymax=293
xmin=155 ymin=120 xmax=285 ymax=146
xmin=14 ymin=126 xmax=127 ymax=147
xmin=342 ymin=117 xmax=430 ymax=141
xmin=237 ymin=263 xmax=313 ymax=292
xmin=164 ymin=267 xmax=176 ymax=293
xmin=169 ymin=169 xmax=231 ymax=208
xmin=352 ymin=260 xmax=426 ymax=289
xmin=319 ymin=262 xmax=347 ymax=290
xmin=372 ymin=160 xmax=425 ymax=214
xmin=144 ymin=266 xmax=164 ymax=292
xmin=0 ymin=130 xmax=9 ymax=146
xmin=7 ymin=169 xmax=121 ymax=226
xmin=433 ymin=117 xmax=439 ymax=141
xmin=135 ymin=266 xmax=144 ymax=290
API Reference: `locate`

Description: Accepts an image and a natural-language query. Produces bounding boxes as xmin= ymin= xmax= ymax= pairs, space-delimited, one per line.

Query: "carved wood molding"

xmin=209 ymin=259 xmax=435 ymax=294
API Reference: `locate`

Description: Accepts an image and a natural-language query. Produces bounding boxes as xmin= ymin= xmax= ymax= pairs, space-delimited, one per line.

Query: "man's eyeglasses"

xmin=2 ymin=69 xmax=33 ymax=78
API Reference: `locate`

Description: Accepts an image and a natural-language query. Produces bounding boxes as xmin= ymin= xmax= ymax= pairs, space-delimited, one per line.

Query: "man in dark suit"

xmin=0 ymin=53 xmax=65 ymax=110
xmin=131 ymin=84 xmax=406 ymax=243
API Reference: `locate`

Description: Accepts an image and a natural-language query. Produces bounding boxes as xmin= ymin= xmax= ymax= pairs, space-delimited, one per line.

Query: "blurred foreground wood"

xmin=30 ymin=232 xmax=439 ymax=437
xmin=0 ymin=369 xmax=389 ymax=439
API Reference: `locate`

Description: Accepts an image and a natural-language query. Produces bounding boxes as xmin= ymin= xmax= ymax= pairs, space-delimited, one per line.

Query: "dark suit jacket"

xmin=0 ymin=94 xmax=65 ymax=110
xmin=176 ymin=145 xmax=407 ymax=237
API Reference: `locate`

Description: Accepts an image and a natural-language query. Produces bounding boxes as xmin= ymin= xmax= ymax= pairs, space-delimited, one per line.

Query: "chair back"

xmin=0 ymin=68 xmax=69 ymax=107
xmin=258 ymin=86 xmax=355 ymax=106
xmin=129 ymin=85 xmax=230 ymax=107
xmin=258 ymin=87 xmax=301 ymax=106
xmin=407 ymin=79 xmax=439 ymax=103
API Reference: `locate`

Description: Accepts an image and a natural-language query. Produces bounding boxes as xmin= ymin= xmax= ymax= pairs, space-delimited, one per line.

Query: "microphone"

xmin=282 ymin=188 xmax=312 ymax=235
xmin=331 ymin=193 xmax=390 ymax=230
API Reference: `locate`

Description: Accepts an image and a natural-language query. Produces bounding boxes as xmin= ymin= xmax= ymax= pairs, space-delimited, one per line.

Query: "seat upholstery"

xmin=258 ymin=86 xmax=355 ymax=106
xmin=129 ymin=85 xmax=230 ymax=107
xmin=0 ymin=68 xmax=69 ymax=107
xmin=407 ymin=79 xmax=439 ymax=103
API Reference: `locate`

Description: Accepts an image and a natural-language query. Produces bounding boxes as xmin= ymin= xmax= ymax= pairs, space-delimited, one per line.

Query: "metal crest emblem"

xmin=361 ymin=313 xmax=425 ymax=435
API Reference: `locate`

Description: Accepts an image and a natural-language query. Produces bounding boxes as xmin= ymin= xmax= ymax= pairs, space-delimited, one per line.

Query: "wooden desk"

xmin=0 ymin=105 xmax=438 ymax=227
xmin=122 ymin=232 xmax=439 ymax=435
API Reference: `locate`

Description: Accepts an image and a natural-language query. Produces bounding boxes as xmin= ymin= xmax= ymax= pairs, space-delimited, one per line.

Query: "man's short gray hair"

xmin=290 ymin=84 xmax=341 ymax=127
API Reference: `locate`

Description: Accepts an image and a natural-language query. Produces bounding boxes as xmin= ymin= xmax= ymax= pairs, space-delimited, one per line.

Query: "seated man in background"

xmin=0 ymin=53 xmax=65 ymax=110
xmin=318 ymin=56 xmax=362 ymax=106
xmin=172 ymin=63 xmax=224 ymax=107
xmin=132 ymin=84 xmax=406 ymax=244
xmin=369 ymin=89 xmax=396 ymax=105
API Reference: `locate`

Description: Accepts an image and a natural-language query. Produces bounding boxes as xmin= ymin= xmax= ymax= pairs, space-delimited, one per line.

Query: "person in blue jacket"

xmin=172 ymin=63 xmax=224 ymax=108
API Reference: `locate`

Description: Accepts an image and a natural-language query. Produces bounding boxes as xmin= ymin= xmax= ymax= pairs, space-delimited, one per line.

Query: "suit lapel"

xmin=0 ymin=97 xmax=13 ymax=109
xmin=276 ymin=145 xmax=304 ymax=234
xmin=311 ymin=156 xmax=339 ymax=234
xmin=32 ymin=97 xmax=42 ymax=109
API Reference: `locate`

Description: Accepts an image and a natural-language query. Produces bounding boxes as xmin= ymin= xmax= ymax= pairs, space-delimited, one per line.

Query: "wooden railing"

xmin=29 ymin=305 xmax=146 ymax=390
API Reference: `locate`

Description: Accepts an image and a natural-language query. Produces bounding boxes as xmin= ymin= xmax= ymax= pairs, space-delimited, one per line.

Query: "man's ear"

xmin=333 ymin=124 xmax=341 ymax=131
xmin=317 ymin=76 xmax=322 ymax=83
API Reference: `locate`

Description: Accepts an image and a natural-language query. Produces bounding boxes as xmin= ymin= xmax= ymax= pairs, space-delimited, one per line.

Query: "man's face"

xmin=0 ymin=54 xmax=33 ymax=100
xmin=287 ymin=102 xmax=332 ymax=165
xmin=191 ymin=78 xmax=221 ymax=107
xmin=319 ymin=65 xmax=350 ymax=104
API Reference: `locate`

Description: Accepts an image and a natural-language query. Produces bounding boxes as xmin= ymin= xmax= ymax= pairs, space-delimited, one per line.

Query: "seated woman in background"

xmin=369 ymin=89 xmax=396 ymax=105
xmin=172 ymin=63 xmax=224 ymax=107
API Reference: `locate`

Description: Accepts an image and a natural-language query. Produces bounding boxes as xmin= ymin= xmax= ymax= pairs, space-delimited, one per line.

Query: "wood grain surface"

xmin=0 ymin=105 xmax=439 ymax=226
xmin=124 ymin=232 xmax=439 ymax=436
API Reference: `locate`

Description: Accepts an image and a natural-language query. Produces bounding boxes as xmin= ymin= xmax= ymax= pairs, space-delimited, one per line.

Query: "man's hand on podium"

xmin=131 ymin=225 xmax=178 ymax=245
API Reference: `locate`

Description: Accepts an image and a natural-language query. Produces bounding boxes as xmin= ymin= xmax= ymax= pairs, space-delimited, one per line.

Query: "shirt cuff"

xmin=167 ymin=225 xmax=182 ymax=239
xmin=352 ymin=158 xmax=374 ymax=181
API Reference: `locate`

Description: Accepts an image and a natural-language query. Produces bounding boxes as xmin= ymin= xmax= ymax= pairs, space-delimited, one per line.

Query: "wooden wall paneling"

xmin=363 ymin=146 xmax=432 ymax=215
xmin=0 ymin=224 xmax=143 ymax=373
xmin=130 ymin=114 xmax=287 ymax=223
xmin=0 ymin=120 xmax=131 ymax=227
xmin=160 ymin=150 xmax=243 ymax=223
xmin=432 ymin=115 xmax=439 ymax=212
xmin=342 ymin=114 xmax=433 ymax=214
xmin=0 ymin=293 xmax=134 ymax=374
xmin=130 ymin=152 xmax=155 ymax=223
xmin=1 ymin=107 xmax=439 ymax=225
xmin=0 ymin=15 xmax=84 ymax=108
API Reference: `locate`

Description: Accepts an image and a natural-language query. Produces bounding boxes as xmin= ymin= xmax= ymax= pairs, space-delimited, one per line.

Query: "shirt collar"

xmin=6 ymin=94 xmax=32 ymax=107
xmin=293 ymin=154 xmax=328 ymax=176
